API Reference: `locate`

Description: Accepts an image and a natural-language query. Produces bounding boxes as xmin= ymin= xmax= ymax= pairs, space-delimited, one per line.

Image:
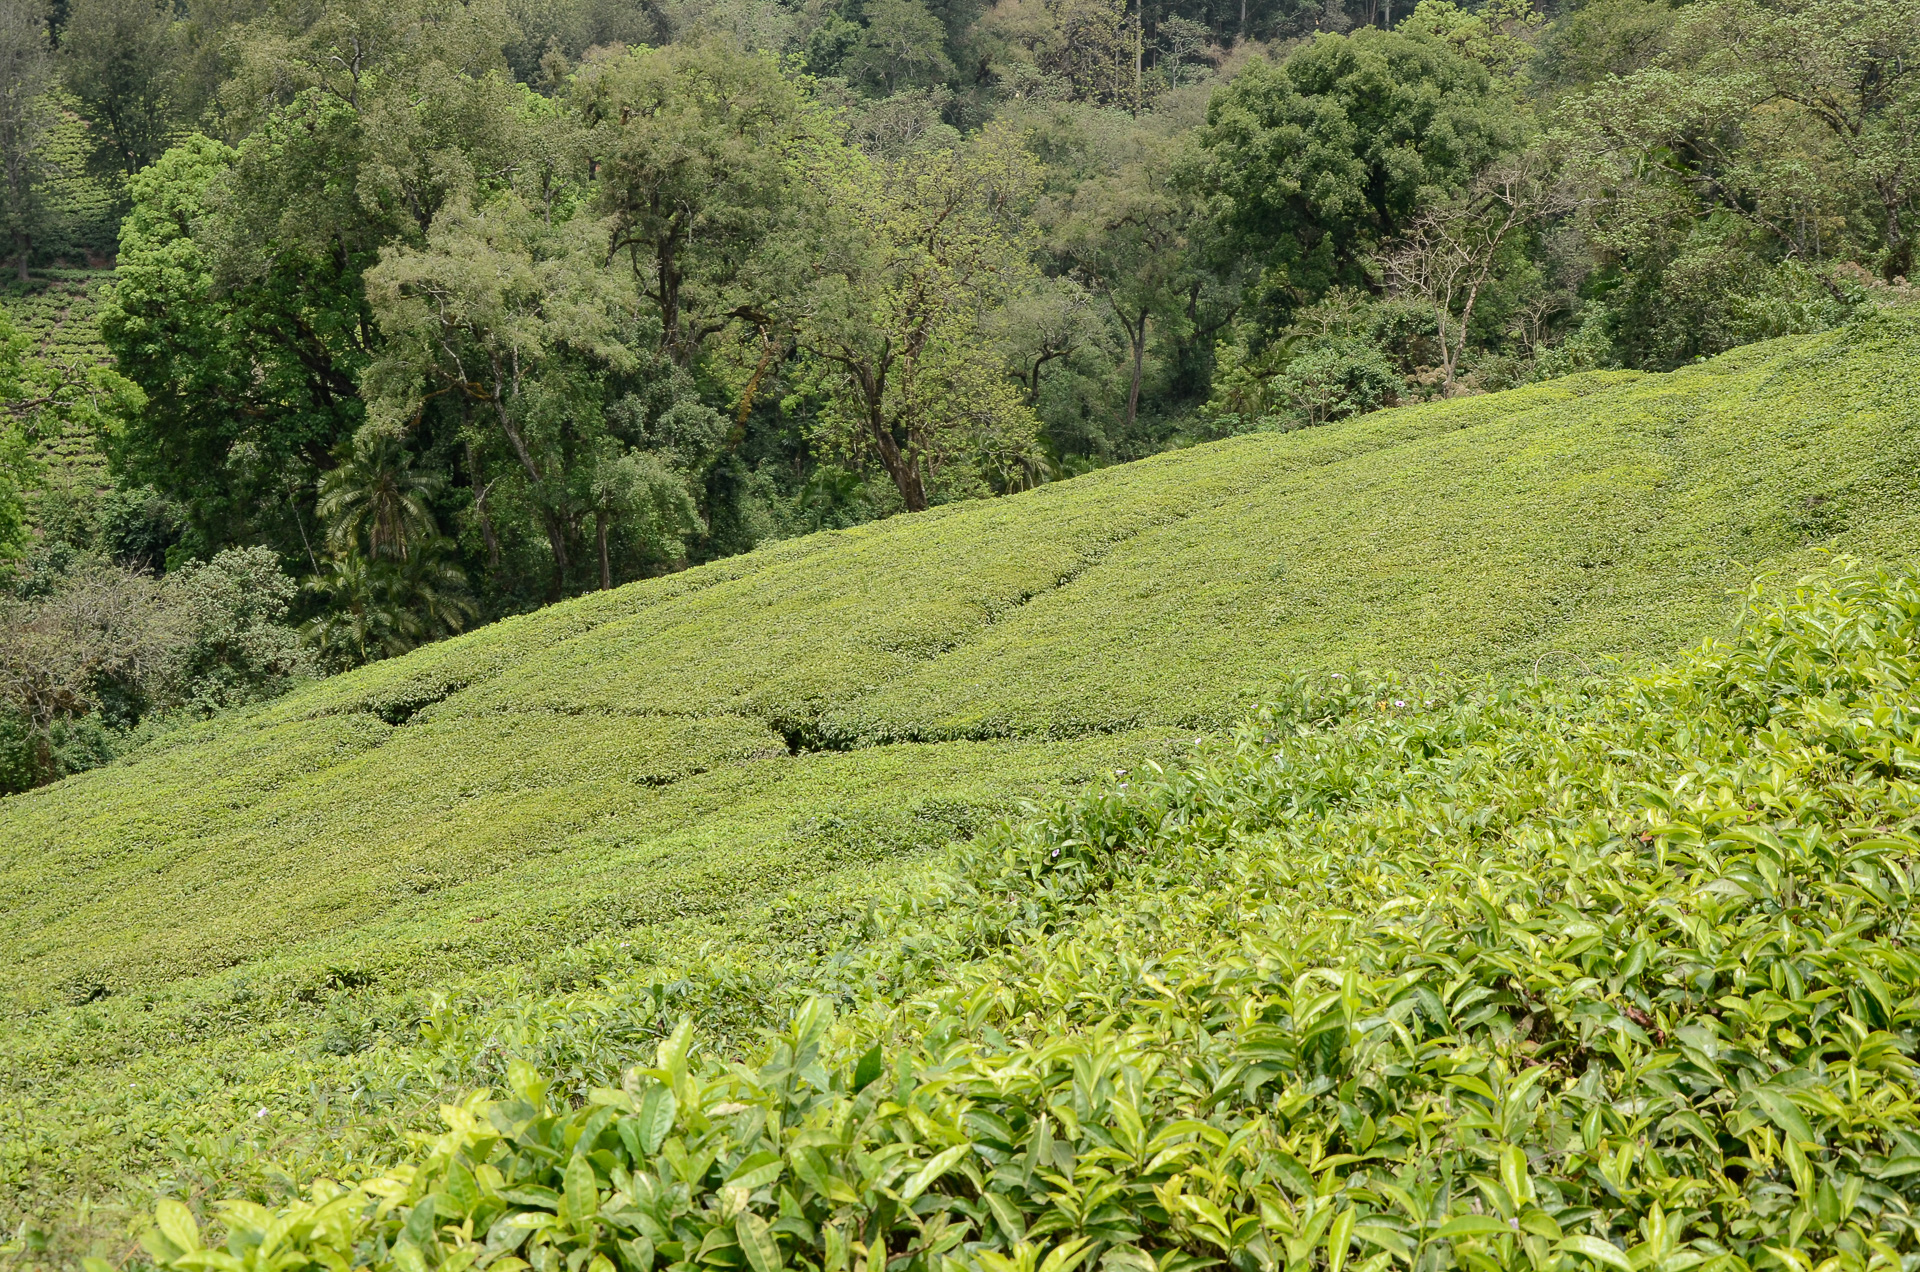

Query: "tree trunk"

xmin=855 ymin=363 xmax=929 ymax=512
xmin=728 ymin=330 xmax=777 ymax=450
xmin=488 ymin=380 xmax=571 ymax=585
xmin=1881 ymin=187 xmax=1912 ymax=281
xmin=597 ymin=509 xmax=611 ymax=590
xmin=1442 ymin=277 xmax=1486 ymax=394
xmin=868 ymin=404 xmax=928 ymax=511
xmin=1124 ymin=308 xmax=1148 ymax=434
xmin=467 ymin=447 xmax=503 ymax=570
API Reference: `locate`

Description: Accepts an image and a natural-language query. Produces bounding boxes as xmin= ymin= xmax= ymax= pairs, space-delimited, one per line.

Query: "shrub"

xmin=164 ymin=546 xmax=317 ymax=713
xmin=1201 ymin=335 xmax=1403 ymax=434
xmin=0 ymin=546 xmax=312 ymax=788
xmin=143 ymin=560 xmax=1920 ymax=1272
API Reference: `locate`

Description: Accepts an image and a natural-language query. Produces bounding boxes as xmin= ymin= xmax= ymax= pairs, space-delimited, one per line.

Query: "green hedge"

xmin=139 ymin=559 xmax=1920 ymax=1272
xmin=3 ymin=265 xmax=117 ymax=498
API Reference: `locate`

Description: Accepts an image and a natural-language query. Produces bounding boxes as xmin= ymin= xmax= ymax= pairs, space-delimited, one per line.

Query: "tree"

xmin=302 ymin=537 xmax=476 ymax=666
xmin=1196 ymin=27 xmax=1520 ymax=318
xmin=160 ymin=546 xmax=316 ymax=714
xmin=989 ymin=274 xmax=1099 ymax=408
xmin=0 ymin=563 xmax=177 ymax=784
xmin=1556 ymin=0 xmax=1919 ymax=365
xmin=0 ymin=0 xmax=53 ymax=282
xmin=317 ymin=432 xmax=445 ymax=563
xmin=1378 ymin=150 xmax=1570 ymax=390
xmin=215 ymin=0 xmax=515 ymax=131
xmin=587 ymin=444 xmax=701 ymax=590
xmin=364 ymin=195 xmax=628 ymax=591
xmin=1731 ymin=0 xmax=1920 ymax=281
xmin=845 ymin=0 xmax=956 ymax=94
xmin=99 ymin=127 xmax=375 ymax=560
xmin=1057 ymin=141 xmax=1210 ymax=435
xmin=59 ymin=0 xmax=179 ymax=181
xmin=576 ymin=43 xmax=824 ymax=368
xmin=364 ymin=192 xmax=723 ymax=596
xmin=1538 ymin=0 xmax=1674 ymax=88
xmin=977 ymin=0 xmax=1137 ymax=108
xmin=101 ymin=11 xmax=539 ymax=569
xmin=795 ymin=127 xmax=1048 ymax=511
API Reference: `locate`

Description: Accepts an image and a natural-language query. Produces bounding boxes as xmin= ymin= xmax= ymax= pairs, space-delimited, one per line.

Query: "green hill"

xmin=5 ymin=314 xmax=1920 ymax=1263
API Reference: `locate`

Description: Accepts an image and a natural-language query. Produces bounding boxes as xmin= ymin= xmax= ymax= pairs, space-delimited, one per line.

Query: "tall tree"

xmin=316 ymin=431 xmax=444 ymax=562
xmin=1732 ymin=0 xmax=1920 ymax=281
xmin=59 ymin=0 xmax=179 ymax=180
xmin=363 ymin=193 xmax=722 ymax=596
xmin=796 ymin=126 xmax=1047 ymax=511
xmin=1196 ymin=26 xmax=1520 ymax=320
xmin=1378 ymin=149 xmax=1569 ymax=391
xmin=0 ymin=0 xmax=52 ymax=282
xmin=100 ymin=123 xmax=378 ymax=557
xmin=575 ymin=42 xmax=823 ymax=368
xmin=1057 ymin=141 xmax=1209 ymax=435
xmin=101 ymin=0 xmax=533 ymax=567
xmin=844 ymin=0 xmax=956 ymax=94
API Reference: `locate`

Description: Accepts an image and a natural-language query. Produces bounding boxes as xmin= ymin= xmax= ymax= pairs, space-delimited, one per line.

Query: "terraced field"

xmin=6 ymin=267 xmax=116 ymax=495
xmin=5 ymin=314 xmax=1920 ymax=1263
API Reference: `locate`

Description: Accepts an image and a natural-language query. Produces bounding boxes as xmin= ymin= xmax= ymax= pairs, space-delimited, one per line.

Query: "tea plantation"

xmin=4 ymin=265 xmax=116 ymax=497
xmin=6 ymin=315 xmax=1920 ymax=1270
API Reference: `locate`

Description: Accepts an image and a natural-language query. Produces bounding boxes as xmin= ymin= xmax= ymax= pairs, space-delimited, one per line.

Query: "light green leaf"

xmin=563 ymin=1153 xmax=600 ymax=1228
xmin=636 ymin=1082 xmax=677 ymax=1157
xmin=1351 ymin=1225 xmax=1410 ymax=1255
xmin=156 ymin=1200 xmax=202 ymax=1254
xmin=852 ymin=1042 xmax=885 ymax=1093
xmin=728 ymin=1150 xmax=784 ymax=1192
xmin=1558 ymin=1235 xmax=1634 ymax=1272
xmin=737 ymin=1210 xmax=783 ymax=1272
xmin=1325 ymin=1208 xmax=1356 ymax=1272
xmin=1039 ymin=1236 xmax=1096 ymax=1272
xmin=1752 ymin=1087 xmax=1816 ymax=1145
xmin=900 ymin=1143 xmax=972 ymax=1202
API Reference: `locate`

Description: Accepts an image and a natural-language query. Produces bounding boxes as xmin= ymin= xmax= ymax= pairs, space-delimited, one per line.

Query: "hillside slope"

xmin=5 ymin=316 xmax=1920 ymax=1259
xmin=9 ymin=320 xmax=1920 ymax=1006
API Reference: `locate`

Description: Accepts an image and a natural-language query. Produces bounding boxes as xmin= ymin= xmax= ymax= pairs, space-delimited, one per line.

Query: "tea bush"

xmin=10 ymin=320 xmax=1920 ymax=1265
xmin=3 ymin=267 xmax=115 ymax=496
xmin=141 ymin=559 xmax=1920 ymax=1272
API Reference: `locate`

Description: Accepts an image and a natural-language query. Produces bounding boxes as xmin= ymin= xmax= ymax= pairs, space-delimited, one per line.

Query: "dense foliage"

xmin=0 ymin=544 xmax=314 ymax=791
xmin=128 ymin=557 xmax=1920 ymax=1272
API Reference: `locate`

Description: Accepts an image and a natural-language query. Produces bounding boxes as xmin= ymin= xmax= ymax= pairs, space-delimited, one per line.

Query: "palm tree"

xmin=301 ymin=540 xmax=478 ymax=668
xmin=316 ymin=433 xmax=444 ymax=562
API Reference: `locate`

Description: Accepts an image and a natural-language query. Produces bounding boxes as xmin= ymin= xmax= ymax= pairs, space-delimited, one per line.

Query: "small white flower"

xmin=1330 ymin=673 xmax=1344 ymax=680
xmin=1393 ymin=699 xmax=1406 ymax=708
xmin=256 ymin=1107 xmax=268 ymax=1118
